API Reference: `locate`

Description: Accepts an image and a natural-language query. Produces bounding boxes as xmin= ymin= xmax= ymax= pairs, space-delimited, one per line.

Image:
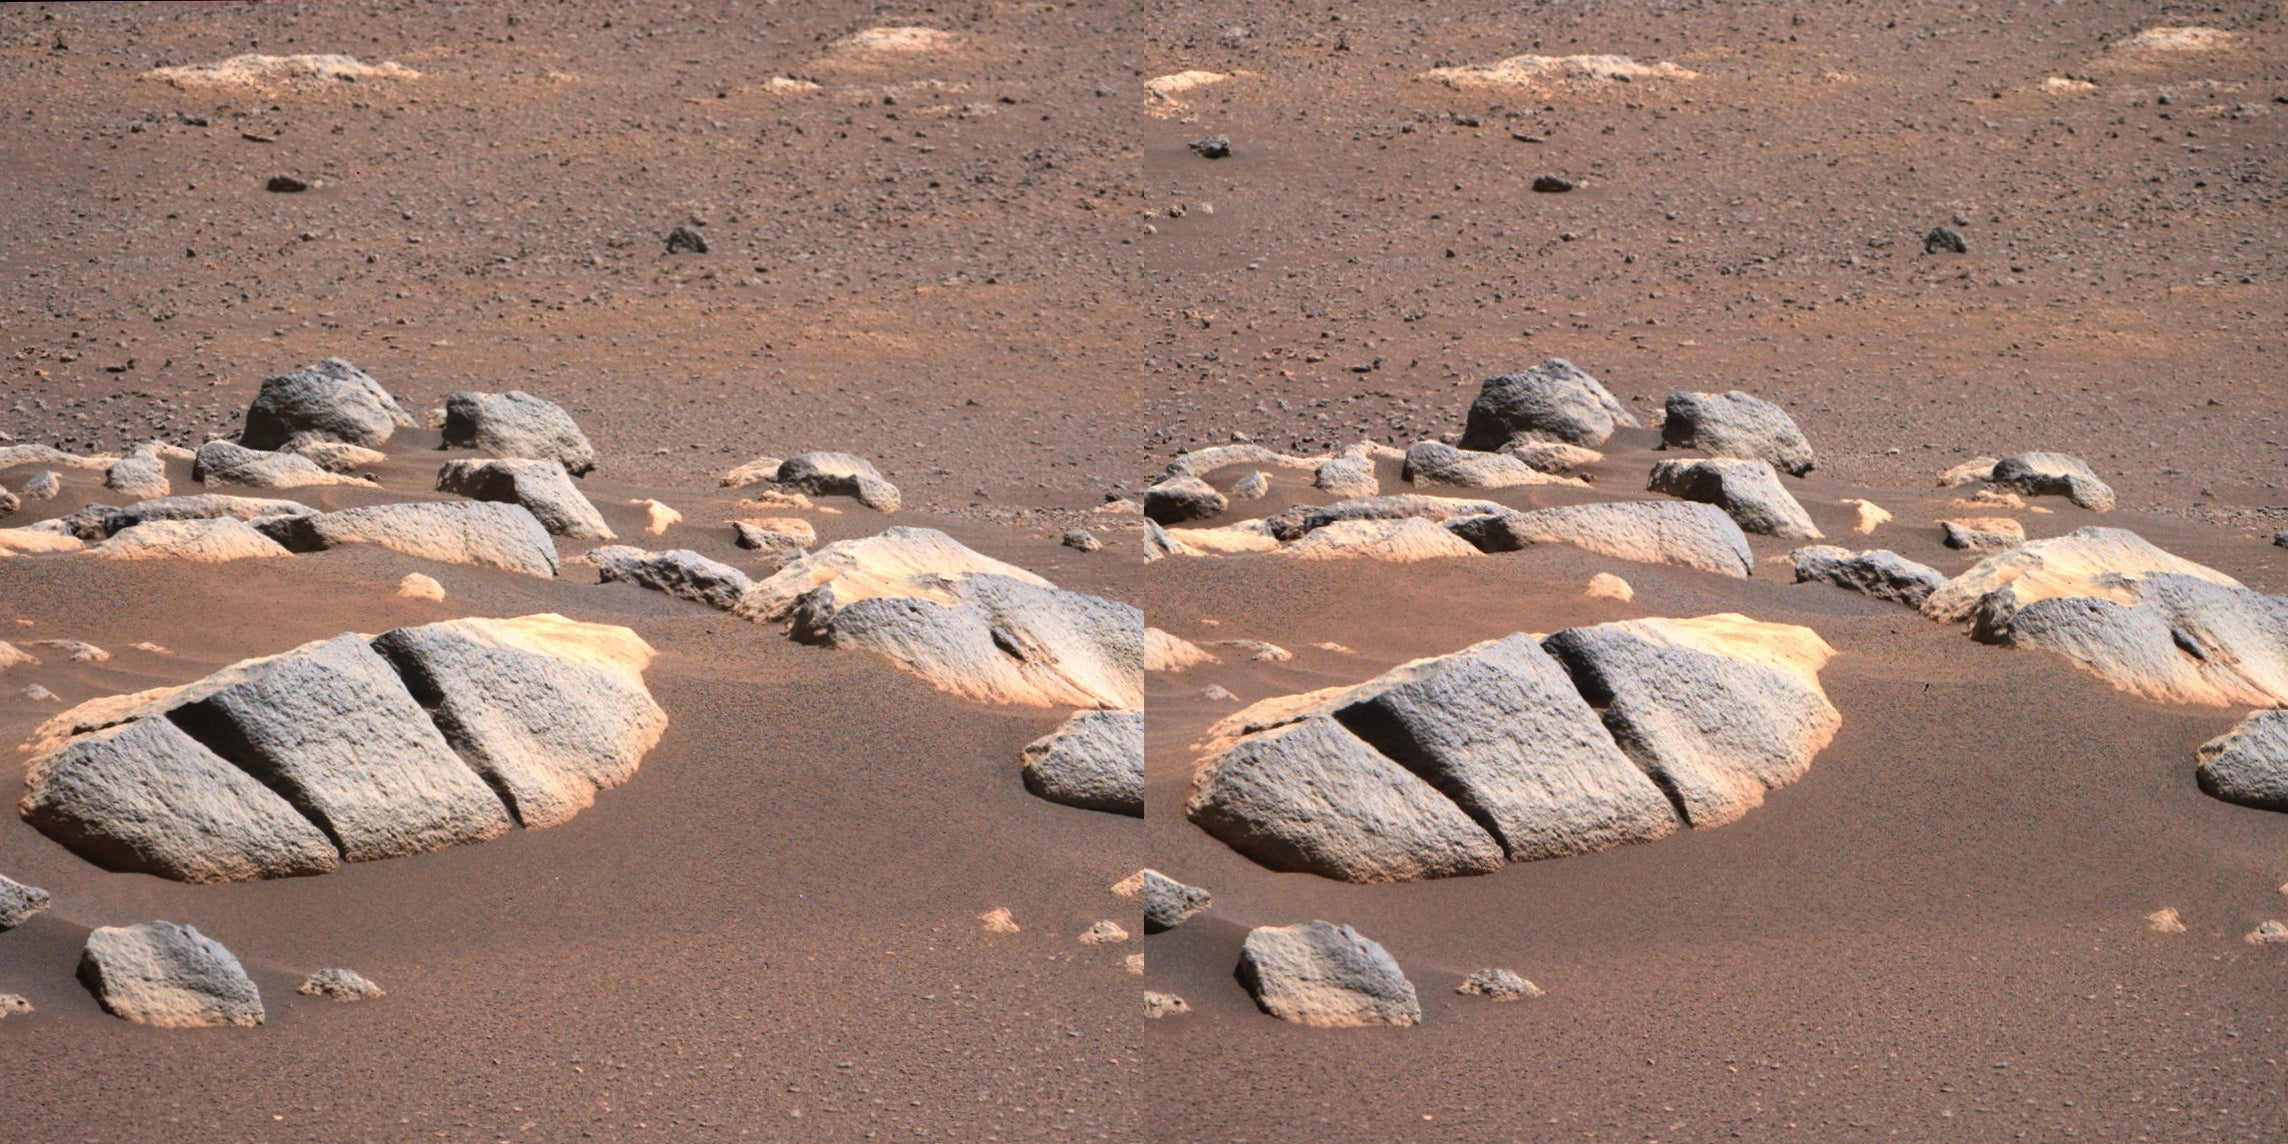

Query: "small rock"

xmin=1531 ymin=174 xmax=1574 ymax=192
xmin=2274 ymin=530 xmax=2287 ymax=549
xmin=0 ymin=873 xmax=52 ymax=930
xmin=1238 ymin=921 xmax=1420 ymax=1028
xmin=79 ymin=921 xmax=264 ymax=1027
xmin=1061 ymin=528 xmax=1102 ymax=553
xmin=1121 ymin=869 xmax=1212 ymax=933
xmin=1229 ymin=470 xmax=1271 ymax=499
xmin=733 ymin=517 xmax=816 ymax=551
xmin=297 ymin=967 xmax=385 ymax=1001
xmin=1659 ymin=391 xmax=1817 ymax=476
xmin=1189 ymin=134 xmax=1232 ymax=158
xmin=1941 ymin=516 xmax=2026 ymax=552
xmin=720 ymin=454 xmax=786 ymax=489
xmin=1125 ymin=953 xmax=1145 ymax=975
xmin=1455 ymin=968 xmax=1542 ymax=1001
xmin=1924 ymin=225 xmax=1969 ymax=253
xmin=0 ymin=486 xmax=17 ymax=516
xmin=396 ymin=572 xmax=445 ymax=601
xmin=593 ymin=546 xmax=754 ymax=611
xmin=665 ymin=226 xmax=708 ymax=254
xmin=2245 ymin=920 xmax=2288 ymax=945
xmin=22 ymin=471 xmax=60 ymax=499
xmin=437 ymin=457 xmax=614 ymax=540
xmin=1584 ymin=572 xmax=1634 ymax=601
xmin=775 ymin=452 xmax=901 ymax=513
xmin=1144 ymin=475 xmax=1227 ymax=524
xmin=1314 ymin=446 xmax=1381 ymax=498
xmin=193 ymin=441 xmax=371 ymax=490
xmin=22 ymin=684 xmax=58 ymax=702
xmin=265 ymin=174 xmax=310 ymax=193
xmin=2146 ymin=907 xmax=2187 ymax=934
xmin=106 ymin=443 xmax=177 ymax=499
xmin=978 ymin=907 xmax=1020 ymax=934
xmin=285 ymin=438 xmax=386 ymax=473
xmin=1502 ymin=440 xmax=1603 ymax=474
xmin=1214 ymin=639 xmax=1291 ymax=662
xmin=1843 ymin=498 xmax=1891 ymax=534
xmin=1078 ymin=920 xmax=1130 ymax=945
xmin=635 ymin=499 xmax=682 ymax=534
xmin=0 ymin=641 xmax=35 ymax=669
xmin=2195 ymin=709 xmax=2288 ymax=812
xmin=1020 ymin=709 xmax=1144 ymax=816
xmin=1144 ymin=992 xmax=1190 ymax=1019
xmin=1200 ymin=683 xmax=1237 ymax=701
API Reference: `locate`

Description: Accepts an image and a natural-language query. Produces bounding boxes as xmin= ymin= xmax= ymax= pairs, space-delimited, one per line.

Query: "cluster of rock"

xmin=18 ymin=614 xmax=665 ymax=882
xmin=1186 ymin=616 xmax=1839 ymax=882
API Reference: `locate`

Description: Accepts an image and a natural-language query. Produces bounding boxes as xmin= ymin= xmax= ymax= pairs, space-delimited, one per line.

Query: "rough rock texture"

xmin=0 ymin=873 xmax=51 ymax=930
xmin=106 ymin=443 xmax=178 ymax=499
xmin=1459 ymin=358 xmax=1636 ymax=449
xmin=1267 ymin=494 xmax=1507 ymax=542
xmin=1229 ymin=470 xmax=1271 ymax=499
xmin=1403 ymin=441 xmax=1582 ymax=490
xmin=1647 ymin=457 xmax=1821 ymax=539
xmin=95 ymin=518 xmax=294 ymax=563
xmin=1790 ymin=546 xmax=1946 ymax=608
xmin=1449 ymin=501 xmax=1754 ymax=578
xmin=298 ymin=967 xmax=385 ymax=1001
xmin=1187 ymin=714 xmax=1506 ymax=882
xmin=1078 ymin=920 xmax=1129 ymax=944
xmin=1502 ymin=440 xmax=1604 ymax=474
xmin=1019 ymin=709 xmax=1144 ymax=816
xmin=436 ymin=458 xmax=614 ymax=540
xmin=1162 ymin=442 xmax=1331 ymax=479
xmin=775 ymin=452 xmax=901 ymax=512
xmin=69 ymin=493 xmax=317 ymax=540
xmin=1543 ymin=615 xmax=1841 ymax=828
xmin=1659 ymin=391 xmax=1817 ymax=476
xmin=1122 ymin=869 xmax=1212 ymax=933
xmin=1144 ymin=475 xmax=1227 ymax=524
xmin=1942 ymin=516 xmax=2026 ymax=551
xmin=1939 ymin=457 xmax=2002 ymax=488
xmin=0 ymin=527 xmax=83 ymax=556
xmin=720 ymin=454 xmax=786 ymax=489
xmin=239 ymin=358 xmax=412 ymax=451
xmin=1061 ymin=527 xmax=1102 ymax=553
xmin=591 ymin=546 xmax=753 ymax=610
xmin=1238 ymin=921 xmax=1422 ymax=1028
xmin=286 ymin=439 xmax=387 ymax=473
xmin=193 ymin=441 xmax=371 ymax=490
xmin=1995 ymin=574 xmax=2288 ymax=707
xmin=1991 ymin=452 xmax=2116 ymax=512
xmin=2194 ymin=709 xmax=2288 ymax=812
xmin=1284 ymin=517 xmax=1481 ymax=562
xmin=1920 ymin=527 xmax=2241 ymax=624
xmin=1313 ymin=446 xmax=1381 ymax=498
xmin=1456 ymin=968 xmax=1541 ymax=1000
xmin=372 ymin=615 xmax=667 ymax=829
xmin=79 ymin=921 xmax=264 ymax=1027
xmin=442 ymin=390 xmax=598 ymax=476
xmin=296 ymin=501 xmax=559 ymax=578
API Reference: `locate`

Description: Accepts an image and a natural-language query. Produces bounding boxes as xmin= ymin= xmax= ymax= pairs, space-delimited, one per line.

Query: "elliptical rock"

xmin=1459 ymin=358 xmax=1637 ymax=450
xmin=1019 ymin=709 xmax=1144 ymax=816
xmin=1238 ymin=921 xmax=1421 ymax=1028
xmin=442 ymin=391 xmax=598 ymax=476
xmin=238 ymin=358 xmax=413 ymax=451
xmin=79 ymin=921 xmax=265 ymax=1028
xmin=1659 ymin=391 xmax=1816 ymax=476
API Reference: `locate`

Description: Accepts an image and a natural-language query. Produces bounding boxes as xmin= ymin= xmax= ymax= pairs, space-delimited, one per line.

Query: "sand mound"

xmin=1423 ymin=54 xmax=1695 ymax=91
xmin=2113 ymin=27 xmax=2234 ymax=52
xmin=145 ymin=54 xmax=419 ymax=91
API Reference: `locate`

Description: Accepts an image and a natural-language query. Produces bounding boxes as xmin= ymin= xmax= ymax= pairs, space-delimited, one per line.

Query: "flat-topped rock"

xmin=239 ymin=358 xmax=412 ymax=451
xmin=106 ymin=442 xmax=181 ymax=499
xmin=776 ymin=452 xmax=901 ymax=512
xmin=1790 ymin=546 xmax=1945 ymax=608
xmin=1284 ymin=516 xmax=1482 ymax=562
xmin=442 ymin=390 xmax=598 ymax=476
xmin=1991 ymin=452 xmax=2115 ymax=512
xmin=0 ymin=873 xmax=51 ymax=930
xmin=1449 ymin=500 xmax=1754 ymax=578
xmin=1313 ymin=444 xmax=1382 ymax=498
xmin=1143 ymin=475 xmax=1226 ymax=524
xmin=436 ymin=457 xmax=614 ymax=540
xmin=1266 ymin=493 xmax=1507 ymax=542
xmin=1660 ymin=391 xmax=1816 ymax=476
xmin=1647 ymin=457 xmax=1820 ymax=539
xmin=1459 ymin=358 xmax=1636 ymax=450
xmin=1164 ymin=443 xmax=1328 ymax=479
xmin=80 ymin=921 xmax=265 ymax=1028
xmin=193 ymin=441 xmax=372 ymax=490
xmin=293 ymin=501 xmax=560 ymax=578
xmin=94 ymin=518 xmax=293 ymax=563
xmin=2195 ymin=709 xmax=2288 ymax=812
xmin=1238 ymin=921 xmax=1421 ymax=1028
xmin=1920 ymin=526 xmax=2241 ymax=623
xmin=1403 ymin=441 xmax=1583 ymax=490
xmin=1020 ymin=709 xmax=1144 ymax=816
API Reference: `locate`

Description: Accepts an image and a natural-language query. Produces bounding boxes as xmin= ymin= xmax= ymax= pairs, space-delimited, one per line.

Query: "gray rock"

xmin=795 ymin=573 xmax=1145 ymax=710
xmin=2195 ymin=709 xmax=2288 ymax=812
xmin=1647 ymin=457 xmax=1821 ymax=539
xmin=106 ymin=443 xmax=175 ymax=499
xmin=1991 ymin=452 xmax=2116 ymax=512
xmin=239 ymin=358 xmax=412 ymax=451
xmin=1331 ymin=634 xmax=1680 ymax=862
xmin=286 ymin=439 xmax=387 ymax=473
xmin=1992 ymin=573 xmax=2288 ymax=707
xmin=1921 ymin=526 xmax=2238 ymax=625
xmin=2275 ymin=530 xmax=2287 ymax=549
xmin=1924 ymin=225 xmax=1969 ymax=254
xmin=1229 ymin=470 xmax=1271 ymax=499
xmin=1238 ymin=921 xmax=1421 ymax=1028
xmin=0 ymin=873 xmax=51 ymax=930
xmin=1403 ymin=441 xmax=1572 ymax=490
xmin=1456 ymin=968 xmax=1541 ymax=1001
xmin=1790 ymin=546 xmax=1945 ymax=607
xmin=1267 ymin=493 xmax=1507 ymax=542
xmin=298 ymin=501 xmax=560 ymax=578
xmin=297 ymin=967 xmax=385 ymax=1001
xmin=1448 ymin=501 xmax=1754 ymax=578
xmin=79 ymin=921 xmax=264 ymax=1027
xmin=1459 ymin=358 xmax=1636 ymax=449
xmin=442 ymin=391 xmax=598 ymax=476
xmin=1187 ymin=715 xmax=1505 ymax=882
xmin=436 ymin=457 xmax=614 ymax=540
xmin=20 ymin=713 xmax=342 ymax=883
xmin=1659 ymin=391 xmax=1817 ymax=476
xmin=1543 ymin=617 xmax=1841 ymax=828
xmin=1061 ymin=528 xmax=1102 ymax=553
xmin=776 ymin=452 xmax=901 ymax=512
xmin=593 ymin=546 xmax=753 ymax=611
xmin=1020 ymin=709 xmax=1144 ymax=816
xmin=1143 ymin=475 xmax=1227 ymax=524
xmin=1502 ymin=440 xmax=1603 ymax=474
xmin=193 ymin=441 xmax=366 ymax=489
xmin=1138 ymin=870 xmax=1211 ymax=933
xmin=1313 ymin=449 xmax=1380 ymax=498
xmin=70 ymin=493 xmax=317 ymax=540
xmin=22 ymin=470 xmax=60 ymax=499
xmin=1941 ymin=516 xmax=2025 ymax=551
xmin=371 ymin=615 xmax=667 ymax=830
xmin=94 ymin=518 xmax=294 ymax=564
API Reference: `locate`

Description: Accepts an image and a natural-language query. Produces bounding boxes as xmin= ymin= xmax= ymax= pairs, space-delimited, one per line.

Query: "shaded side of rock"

xmin=193 ymin=441 xmax=368 ymax=489
xmin=1659 ymin=391 xmax=1816 ymax=475
xmin=0 ymin=873 xmax=51 ymax=930
xmin=1995 ymin=573 xmax=2288 ymax=707
xmin=1404 ymin=441 xmax=1581 ymax=490
xmin=2195 ymin=709 xmax=2288 ymax=812
xmin=1143 ymin=474 xmax=1227 ymax=524
xmin=776 ymin=452 xmax=901 ymax=512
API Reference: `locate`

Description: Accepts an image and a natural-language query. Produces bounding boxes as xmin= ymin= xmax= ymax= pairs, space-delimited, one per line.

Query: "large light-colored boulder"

xmin=1460 ymin=358 xmax=1636 ymax=450
xmin=443 ymin=390 xmax=598 ymax=476
xmin=1920 ymin=527 xmax=2241 ymax=623
xmin=371 ymin=615 xmax=667 ymax=829
xmin=1994 ymin=574 xmax=2288 ymax=707
xmin=1403 ymin=441 xmax=1583 ymax=490
xmin=1991 ymin=452 xmax=2115 ymax=512
xmin=1238 ymin=921 xmax=1421 ymax=1028
xmin=2196 ymin=709 xmax=2288 ymax=812
xmin=1283 ymin=516 xmax=1481 ymax=562
xmin=1647 ymin=457 xmax=1820 ymax=539
xmin=1449 ymin=501 xmax=1754 ymax=578
xmin=70 ymin=493 xmax=317 ymax=540
xmin=93 ymin=518 xmax=293 ymax=563
xmin=1660 ymin=391 xmax=1816 ymax=476
xmin=239 ymin=358 xmax=411 ymax=451
xmin=1266 ymin=494 xmax=1507 ymax=542
xmin=776 ymin=452 xmax=900 ymax=512
xmin=1019 ymin=709 xmax=1144 ymax=816
xmin=193 ymin=441 xmax=372 ymax=490
xmin=436 ymin=458 xmax=613 ymax=539
xmin=1790 ymin=546 xmax=1944 ymax=608
xmin=300 ymin=501 xmax=560 ymax=578
xmin=0 ymin=873 xmax=51 ymax=930
xmin=592 ymin=546 xmax=753 ymax=610
xmin=79 ymin=922 xmax=264 ymax=1028
xmin=1542 ymin=614 xmax=1840 ymax=828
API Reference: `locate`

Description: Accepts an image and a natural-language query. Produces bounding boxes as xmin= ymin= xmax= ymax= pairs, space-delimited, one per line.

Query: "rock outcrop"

xmin=1238 ymin=921 xmax=1421 ymax=1028
xmin=1659 ymin=391 xmax=1816 ymax=476
xmin=1993 ymin=573 xmax=2288 ymax=707
xmin=238 ymin=358 xmax=413 ymax=451
xmin=1020 ymin=709 xmax=1144 ymax=816
xmin=1459 ymin=358 xmax=1636 ymax=450
xmin=775 ymin=452 xmax=901 ymax=513
xmin=79 ymin=921 xmax=264 ymax=1027
xmin=286 ymin=501 xmax=560 ymax=578
xmin=1991 ymin=452 xmax=2115 ymax=512
xmin=442 ymin=390 xmax=598 ymax=476
xmin=1449 ymin=500 xmax=1755 ymax=578
xmin=1313 ymin=443 xmax=1383 ymax=498
xmin=2195 ymin=709 xmax=2288 ymax=812
xmin=1647 ymin=457 xmax=1820 ymax=539
xmin=436 ymin=458 xmax=614 ymax=539
xmin=1790 ymin=546 xmax=1945 ymax=607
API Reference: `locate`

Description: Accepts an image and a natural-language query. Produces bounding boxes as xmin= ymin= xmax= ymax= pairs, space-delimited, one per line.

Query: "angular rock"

xmin=1143 ymin=475 xmax=1227 ymax=524
xmin=733 ymin=517 xmax=816 ymax=551
xmin=1459 ymin=358 xmax=1637 ymax=450
xmin=1790 ymin=546 xmax=1945 ymax=608
xmin=298 ymin=968 xmax=385 ymax=1001
xmin=436 ymin=457 xmax=614 ymax=540
xmin=193 ymin=441 xmax=371 ymax=490
xmin=720 ymin=454 xmax=786 ymax=489
xmin=592 ymin=546 xmax=753 ymax=611
xmin=1456 ymin=968 xmax=1541 ymax=1000
xmin=1313 ymin=446 xmax=1381 ymax=498
xmin=1078 ymin=920 xmax=1130 ymax=944
xmin=0 ymin=994 xmax=28 ymax=1019
xmin=1995 ymin=573 xmax=2288 ymax=707
xmin=442 ymin=391 xmax=598 ymax=476
xmin=1660 ymin=391 xmax=1816 ymax=476
xmin=1142 ymin=519 xmax=1178 ymax=562
xmin=1020 ymin=709 xmax=1143 ymax=816
xmin=1449 ymin=501 xmax=1754 ymax=578
xmin=1118 ymin=869 xmax=1211 ymax=933
xmin=1285 ymin=517 xmax=1481 ymax=562
xmin=1543 ymin=614 xmax=1841 ymax=828
xmin=372 ymin=615 xmax=667 ymax=830
xmin=298 ymin=501 xmax=560 ymax=578
xmin=1991 ymin=452 xmax=2115 ymax=512
xmin=1845 ymin=498 xmax=1892 ymax=534
xmin=0 ymin=873 xmax=51 ymax=930
xmin=1061 ymin=528 xmax=1102 ymax=553
xmin=1942 ymin=516 xmax=2025 ymax=551
xmin=106 ymin=443 xmax=178 ymax=500
xmin=239 ymin=358 xmax=412 ymax=451
xmin=1238 ymin=921 xmax=1421 ymax=1028
xmin=1229 ymin=470 xmax=1271 ymax=499
xmin=1404 ymin=441 xmax=1582 ymax=490
xmin=1920 ymin=527 xmax=2241 ymax=624
xmin=2195 ymin=709 xmax=2288 ymax=812
xmin=776 ymin=452 xmax=900 ymax=512
xmin=71 ymin=493 xmax=317 ymax=540
xmin=80 ymin=921 xmax=265 ymax=1028
xmin=95 ymin=518 xmax=293 ymax=563
xmin=1502 ymin=440 xmax=1603 ymax=474
xmin=1647 ymin=457 xmax=1820 ymax=539
xmin=1267 ymin=493 xmax=1507 ymax=542
xmin=2248 ymin=921 xmax=2288 ymax=945
xmin=1188 ymin=715 xmax=1505 ymax=882
xmin=1924 ymin=225 xmax=1969 ymax=254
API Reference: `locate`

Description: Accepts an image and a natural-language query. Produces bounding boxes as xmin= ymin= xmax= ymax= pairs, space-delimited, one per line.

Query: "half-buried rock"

xmin=93 ymin=518 xmax=293 ymax=563
xmin=1020 ymin=709 xmax=1143 ymax=816
xmin=1459 ymin=358 xmax=1637 ymax=450
xmin=2195 ymin=709 xmax=2288 ymax=812
xmin=1790 ymin=546 xmax=1944 ymax=608
xmin=1284 ymin=516 xmax=1480 ymax=562
xmin=1647 ymin=457 xmax=1820 ymax=539
xmin=1448 ymin=500 xmax=1754 ymax=578
xmin=436 ymin=457 xmax=614 ymax=540
xmin=442 ymin=390 xmax=598 ymax=476
xmin=1402 ymin=441 xmax=1582 ymax=490
xmin=1991 ymin=572 xmax=2288 ymax=707
xmin=193 ymin=441 xmax=373 ymax=490
xmin=1990 ymin=452 xmax=2115 ymax=512
xmin=592 ymin=546 xmax=754 ymax=610
xmin=273 ymin=501 xmax=560 ymax=578
xmin=1659 ymin=391 xmax=1816 ymax=476
xmin=1238 ymin=921 xmax=1421 ymax=1028
xmin=1920 ymin=526 xmax=2240 ymax=624
xmin=238 ymin=358 xmax=414 ymax=452
xmin=775 ymin=452 xmax=901 ymax=513
xmin=79 ymin=921 xmax=264 ymax=1028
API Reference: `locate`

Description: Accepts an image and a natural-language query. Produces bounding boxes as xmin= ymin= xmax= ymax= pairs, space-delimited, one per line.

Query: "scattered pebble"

xmin=0 ymin=994 xmax=31 ymax=1019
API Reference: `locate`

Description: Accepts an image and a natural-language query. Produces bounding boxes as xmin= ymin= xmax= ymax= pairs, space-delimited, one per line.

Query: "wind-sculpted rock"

xmin=1920 ymin=527 xmax=2241 ymax=624
xmin=1790 ymin=546 xmax=1945 ymax=607
xmin=1238 ymin=921 xmax=1421 ymax=1028
xmin=1542 ymin=615 xmax=1840 ymax=828
xmin=1659 ymin=391 xmax=1816 ymax=476
xmin=238 ymin=358 xmax=413 ymax=451
xmin=1990 ymin=452 xmax=2115 ymax=512
xmin=193 ymin=441 xmax=373 ymax=490
xmin=1019 ymin=709 xmax=1143 ymax=816
xmin=1991 ymin=574 xmax=2288 ymax=707
xmin=1448 ymin=501 xmax=1754 ymax=578
xmin=1459 ymin=358 xmax=1636 ymax=450
xmin=442 ymin=391 xmax=598 ymax=476
xmin=775 ymin=452 xmax=901 ymax=512
xmin=2195 ymin=709 xmax=2288 ymax=812
xmin=437 ymin=457 xmax=614 ymax=540
xmin=1143 ymin=475 xmax=1226 ymax=524
xmin=0 ymin=873 xmax=51 ymax=930
xmin=94 ymin=518 xmax=294 ymax=563
xmin=1403 ymin=441 xmax=1583 ymax=490
xmin=289 ymin=501 xmax=559 ymax=578
xmin=1647 ymin=457 xmax=1820 ymax=539
xmin=79 ymin=921 xmax=264 ymax=1028
xmin=1266 ymin=494 xmax=1506 ymax=543
xmin=592 ymin=546 xmax=754 ymax=610
xmin=1284 ymin=517 xmax=1481 ymax=562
